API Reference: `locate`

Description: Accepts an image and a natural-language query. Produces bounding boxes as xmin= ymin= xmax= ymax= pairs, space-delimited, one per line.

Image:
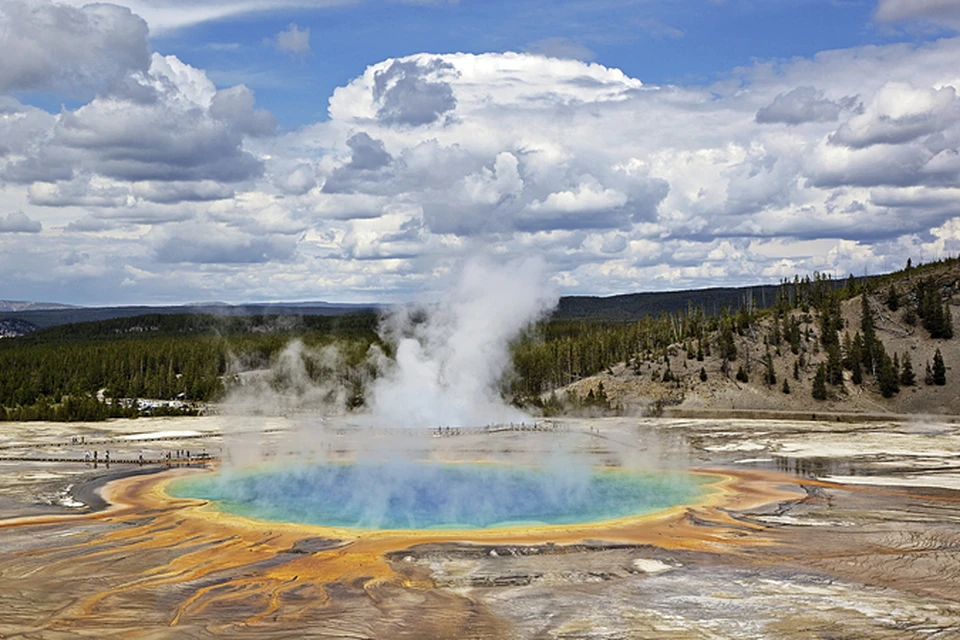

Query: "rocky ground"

xmin=1 ymin=415 xmax=960 ymax=638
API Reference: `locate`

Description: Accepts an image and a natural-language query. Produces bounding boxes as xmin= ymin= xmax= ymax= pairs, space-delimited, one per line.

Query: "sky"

xmin=3 ymin=0 xmax=960 ymax=305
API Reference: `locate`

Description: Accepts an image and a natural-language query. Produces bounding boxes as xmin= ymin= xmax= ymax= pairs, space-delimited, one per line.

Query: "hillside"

xmin=553 ymin=259 xmax=960 ymax=418
xmin=2 ymin=259 xmax=957 ymax=422
xmin=0 ymin=280 xmax=851 ymax=330
xmin=0 ymin=301 xmax=380 ymax=330
xmin=0 ymin=301 xmax=78 ymax=313
xmin=551 ymin=285 xmax=784 ymax=321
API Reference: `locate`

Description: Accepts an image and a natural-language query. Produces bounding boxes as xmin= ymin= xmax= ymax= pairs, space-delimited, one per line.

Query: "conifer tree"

xmin=812 ymin=363 xmax=827 ymax=400
xmin=886 ymin=285 xmax=900 ymax=311
xmin=877 ymin=350 xmax=900 ymax=398
xmin=764 ymin=351 xmax=777 ymax=386
xmin=860 ymin=294 xmax=879 ymax=375
xmin=826 ymin=343 xmax=844 ymax=385
xmin=900 ymin=352 xmax=916 ymax=386
xmin=933 ymin=349 xmax=947 ymax=386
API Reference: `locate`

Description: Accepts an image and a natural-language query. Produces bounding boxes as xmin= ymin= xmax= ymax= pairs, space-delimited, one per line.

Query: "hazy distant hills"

xmin=0 ymin=300 xmax=80 ymax=313
xmin=0 ymin=283 xmax=790 ymax=334
xmin=0 ymin=301 xmax=382 ymax=332
xmin=552 ymin=285 xmax=783 ymax=322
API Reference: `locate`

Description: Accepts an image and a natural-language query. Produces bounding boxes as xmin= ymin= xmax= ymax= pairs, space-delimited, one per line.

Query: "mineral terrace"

xmin=1 ymin=414 xmax=959 ymax=639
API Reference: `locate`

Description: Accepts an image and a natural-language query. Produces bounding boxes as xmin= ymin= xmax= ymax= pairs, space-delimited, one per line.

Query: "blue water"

xmin=169 ymin=463 xmax=712 ymax=531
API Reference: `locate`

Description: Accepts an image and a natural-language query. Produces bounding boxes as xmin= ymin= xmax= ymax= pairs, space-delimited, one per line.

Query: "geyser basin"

xmin=169 ymin=463 xmax=715 ymax=531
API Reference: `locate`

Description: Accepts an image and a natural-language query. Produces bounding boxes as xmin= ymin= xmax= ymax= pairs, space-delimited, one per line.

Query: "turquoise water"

xmin=169 ymin=463 xmax=713 ymax=531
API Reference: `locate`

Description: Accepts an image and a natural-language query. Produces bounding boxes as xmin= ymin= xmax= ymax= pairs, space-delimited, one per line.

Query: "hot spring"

xmin=169 ymin=462 xmax=717 ymax=531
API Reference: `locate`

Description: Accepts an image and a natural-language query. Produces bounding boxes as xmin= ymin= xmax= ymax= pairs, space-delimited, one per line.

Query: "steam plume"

xmin=368 ymin=256 xmax=558 ymax=428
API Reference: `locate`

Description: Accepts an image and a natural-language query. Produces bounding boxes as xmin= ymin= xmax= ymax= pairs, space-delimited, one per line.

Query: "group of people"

xmin=82 ymin=449 xmax=109 ymax=464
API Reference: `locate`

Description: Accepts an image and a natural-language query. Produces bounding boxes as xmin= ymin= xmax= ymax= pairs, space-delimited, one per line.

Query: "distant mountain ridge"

xmin=0 ymin=301 xmax=383 ymax=330
xmin=0 ymin=300 xmax=80 ymax=313
xmin=1 ymin=283 xmax=796 ymax=331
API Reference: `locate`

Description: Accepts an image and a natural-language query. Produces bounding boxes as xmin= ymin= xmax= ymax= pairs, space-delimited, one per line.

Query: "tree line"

xmin=1 ymin=256 xmax=956 ymax=420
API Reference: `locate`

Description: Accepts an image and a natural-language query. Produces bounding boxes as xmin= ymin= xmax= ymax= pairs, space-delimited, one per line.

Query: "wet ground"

xmin=1 ymin=415 xmax=959 ymax=638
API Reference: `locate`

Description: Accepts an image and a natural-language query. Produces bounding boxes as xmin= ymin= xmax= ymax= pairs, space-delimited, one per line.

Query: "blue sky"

xmin=3 ymin=0 xmax=960 ymax=305
xmin=153 ymin=0 xmax=925 ymax=128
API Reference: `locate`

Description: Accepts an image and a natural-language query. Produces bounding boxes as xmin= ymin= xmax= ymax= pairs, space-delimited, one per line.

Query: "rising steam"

xmin=368 ymin=257 xmax=558 ymax=428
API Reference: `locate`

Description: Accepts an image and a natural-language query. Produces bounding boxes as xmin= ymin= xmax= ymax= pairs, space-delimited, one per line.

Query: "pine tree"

xmin=826 ymin=343 xmax=844 ymax=385
xmin=699 ymin=367 xmax=707 ymax=382
xmin=886 ymin=285 xmax=900 ymax=311
xmin=812 ymin=363 xmax=827 ymax=400
xmin=860 ymin=294 xmax=878 ymax=375
xmin=900 ymin=352 xmax=916 ymax=386
xmin=735 ymin=365 xmax=749 ymax=383
xmin=764 ymin=351 xmax=777 ymax=386
xmin=782 ymin=378 xmax=791 ymax=394
xmin=877 ymin=350 xmax=900 ymax=398
xmin=933 ymin=349 xmax=947 ymax=386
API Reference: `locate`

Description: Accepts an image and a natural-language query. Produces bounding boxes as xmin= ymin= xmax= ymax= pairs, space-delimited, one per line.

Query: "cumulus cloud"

xmin=151 ymin=224 xmax=298 ymax=264
xmin=373 ymin=58 xmax=459 ymax=126
xmin=0 ymin=1 xmax=149 ymax=96
xmin=276 ymin=164 xmax=318 ymax=195
xmin=875 ymin=0 xmax=960 ymax=30
xmin=272 ymin=23 xmax=311 ymax=56
xmin=829 ymin=82 xmax=960 ymax=148
xmin=28 ymin=178 xmax=128 ymax=208
xmin=525 ymin=37 xmax=596 ymax=61
xmin=131 ymin=180 xmax=236 ymax=203
xmin=0 ymin=211 xmax=42 ymax=233
xmin=756 ymin=86 xmax=857 ymax=125
xmin=9 ymin=30 xmax=960 ymax=303
xmin=3 ymin=54 xmax=272 ymax=189
xmin=65 ymin=215 xmax=115 ymax=233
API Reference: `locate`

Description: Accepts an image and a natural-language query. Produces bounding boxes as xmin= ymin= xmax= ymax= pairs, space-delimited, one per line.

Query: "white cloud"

xmin=3 ymin=54 xmax=272 ymax=187
xmin=756 ymin=86 xmax=857 ymax=125
xmin=830 ymin=82 xmax=960 ymax=148
xmin=272 ymin=23 xmax=311 ymax=56
xmin=52 ymin=0 xmax=358 ymax=33
xmin=0 ymin=211 xmax=42 ymax=233
xmin=149 ymin=222 xmax=298 ymax=263
xmin=875 ymin=0 xmax=960 ymax=30
xmin=525 ymin=38 xmax=596 ymax=61
xmin=0 ymin=1 xmax=149 ymax=96
xmin=8 ymin=31 xmax=960 ymax=303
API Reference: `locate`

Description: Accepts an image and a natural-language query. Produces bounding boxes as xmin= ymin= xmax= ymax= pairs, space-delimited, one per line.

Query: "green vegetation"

xmin=0 ymin=313 xmax=380 ymax=421
xmin=1 ymin=255 xmax=956 ymax=421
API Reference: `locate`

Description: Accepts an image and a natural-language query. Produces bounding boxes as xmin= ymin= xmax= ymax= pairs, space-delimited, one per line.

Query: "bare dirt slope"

xmin=559 ymin=283 xmax=960 ymax=418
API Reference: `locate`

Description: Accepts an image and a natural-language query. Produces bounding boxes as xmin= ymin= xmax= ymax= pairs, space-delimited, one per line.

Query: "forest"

xmin=1 ymin=257 xmax=956 ymax=421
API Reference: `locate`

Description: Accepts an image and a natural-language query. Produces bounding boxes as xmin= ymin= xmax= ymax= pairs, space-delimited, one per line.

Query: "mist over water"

xmin=203 ymin=256 xmax=697 ymax=530
xmin=172 ymin=463 xmax=710 ymax=530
